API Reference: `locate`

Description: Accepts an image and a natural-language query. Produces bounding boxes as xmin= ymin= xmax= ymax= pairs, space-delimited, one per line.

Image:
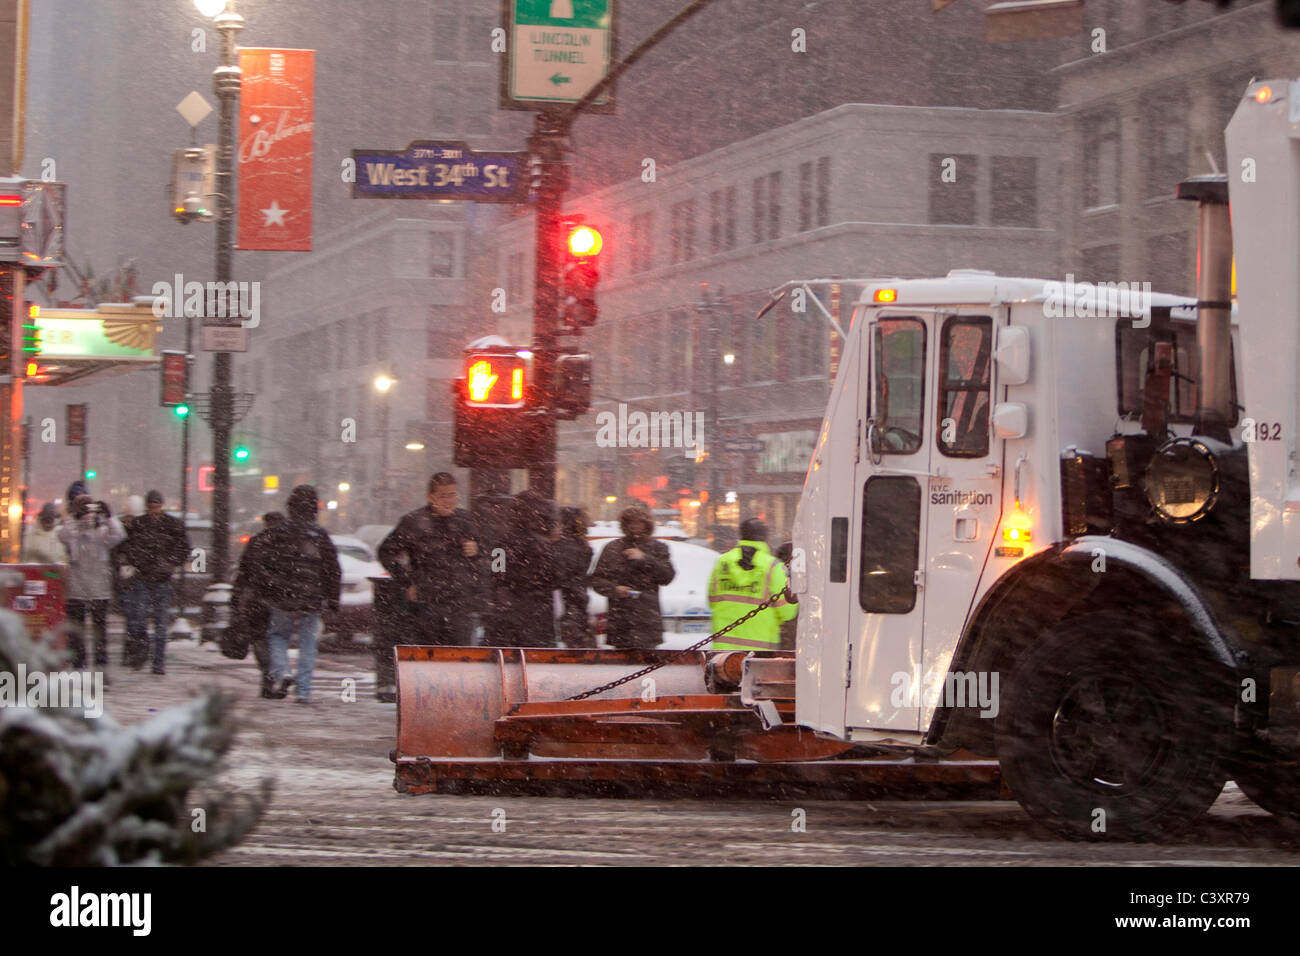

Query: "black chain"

xmin=563 ymin=586 xmax=795 ymax=702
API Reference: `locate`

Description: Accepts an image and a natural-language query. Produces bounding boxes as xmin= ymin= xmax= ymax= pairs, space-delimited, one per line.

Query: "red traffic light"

xmin=567 ymin=225 xmax=602 ymax=257
xmin=463 ymin=349 xmax=531 ymax=407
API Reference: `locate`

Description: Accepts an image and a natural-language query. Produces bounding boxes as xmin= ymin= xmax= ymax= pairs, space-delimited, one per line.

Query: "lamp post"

xmin=195 ymin=0 xmax=243 ymax=587
xmin=374 ymin=373 xmax=395 ymax=520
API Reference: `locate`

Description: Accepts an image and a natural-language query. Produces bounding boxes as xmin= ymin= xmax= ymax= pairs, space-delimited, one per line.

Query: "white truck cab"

xmin=783 ymin=79 xmax=1300 ymax=840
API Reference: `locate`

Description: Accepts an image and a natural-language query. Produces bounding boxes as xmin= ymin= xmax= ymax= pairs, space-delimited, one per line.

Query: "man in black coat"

xmin=120 ymin=490 xmax=190 ymax=673
xmin=489 ymin=490 xmax=559 ymax=648
xmin=378 ymin=472 xmax=482 ymax=648
xmin=590 ymin=506 xmax=675 ymax=649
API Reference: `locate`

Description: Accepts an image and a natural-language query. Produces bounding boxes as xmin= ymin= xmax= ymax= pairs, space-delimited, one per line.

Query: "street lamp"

xmin=194 ymin=0 xmax=244 ymax=588
xmin=374 ymin=374 xmax=395 ymax=520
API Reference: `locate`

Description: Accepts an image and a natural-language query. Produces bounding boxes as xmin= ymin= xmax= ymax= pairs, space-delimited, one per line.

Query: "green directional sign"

xmin=502 ymin=0 xmax=617 ymax=112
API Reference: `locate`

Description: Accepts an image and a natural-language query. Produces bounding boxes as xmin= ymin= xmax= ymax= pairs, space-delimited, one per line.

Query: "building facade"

xmin=476 ymin=102 xmax=1060 ymax=544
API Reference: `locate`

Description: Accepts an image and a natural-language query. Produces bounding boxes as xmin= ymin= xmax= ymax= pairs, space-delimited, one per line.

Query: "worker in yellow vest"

xmin=709 ymin=518 xmax=797 ymax=651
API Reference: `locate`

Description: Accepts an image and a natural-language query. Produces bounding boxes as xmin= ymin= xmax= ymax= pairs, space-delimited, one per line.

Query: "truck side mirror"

xmin=993 ymin=402 xmax=1029 ymax=439
xmin=995 ymin=326 xmax=1031 ymax=385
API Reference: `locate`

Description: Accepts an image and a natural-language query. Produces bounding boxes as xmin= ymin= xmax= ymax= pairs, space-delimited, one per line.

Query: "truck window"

xmin=871 ymin=318 xmax=926 ymax=454
xmin=1116 ymin=319 xmax=1238 ymax=426
xmin=938 ymin=316 xmax=992 ymax=457
xmin=859 ymin=476 xmax=921 ymax=613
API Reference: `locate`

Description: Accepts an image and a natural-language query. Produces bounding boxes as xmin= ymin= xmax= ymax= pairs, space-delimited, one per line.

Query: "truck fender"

xmin=929 ymin=535 xmax=1237 ymax=751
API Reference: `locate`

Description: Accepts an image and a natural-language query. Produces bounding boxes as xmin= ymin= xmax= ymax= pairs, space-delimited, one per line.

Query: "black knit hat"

xmin=739 ymin=517 xmax=768 ymax=542
xmin=286 ymin=484 xmax=318 ymax=521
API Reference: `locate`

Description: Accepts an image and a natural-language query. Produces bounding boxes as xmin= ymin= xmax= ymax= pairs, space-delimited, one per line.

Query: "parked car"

xmin=585 ymin=537 xmax=719 ymax=649
xmin=351 ymin=524 xmax=394 ymax=554
xmin=324 ymin=534 xmax=387 ymax=641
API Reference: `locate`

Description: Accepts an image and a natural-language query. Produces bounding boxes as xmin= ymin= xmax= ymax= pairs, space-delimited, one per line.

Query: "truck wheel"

xmin=1233 ymin=763 xmax=1300 ymax=825
xmin=994 ymin=613 xmax=1227 ymax=841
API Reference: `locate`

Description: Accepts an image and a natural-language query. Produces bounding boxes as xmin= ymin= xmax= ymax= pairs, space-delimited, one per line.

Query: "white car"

xmin=585 ymin=537 xmax=720 ymax=650
xmin=326 ymin=535 xmax=387 ymax=640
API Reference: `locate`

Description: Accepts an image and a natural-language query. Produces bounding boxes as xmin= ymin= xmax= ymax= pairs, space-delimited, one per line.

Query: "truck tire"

xmin=994 ymin=613 xmax=1227 ymax=841
xmin=1233 ymin=763 xmax=1300 ymax=826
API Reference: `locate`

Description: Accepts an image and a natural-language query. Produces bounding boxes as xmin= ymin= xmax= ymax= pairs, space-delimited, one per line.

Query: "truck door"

xmin=919 ymin=312 xmax=1000 ymax=704
xmin=845 ymin=314 xmax=932 ymax=733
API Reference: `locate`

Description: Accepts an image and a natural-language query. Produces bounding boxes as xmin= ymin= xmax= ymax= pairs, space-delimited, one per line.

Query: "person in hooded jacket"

xmin=487 ymin=490 xmax=560 ymax=647
xmin=241 ymin=486 xmax=341 ymax=704
xmin=58 ymin=495 xmax=126 ymax=671
xmin=590 ymin=506 xmax=675 ymax=649
xmin=22 ymin=503 xmax=67 ymax=565
xmin=554 ymin=506 xmax=594 ymax=648
xmin=233 ymin=511 xmax=285 ymax=697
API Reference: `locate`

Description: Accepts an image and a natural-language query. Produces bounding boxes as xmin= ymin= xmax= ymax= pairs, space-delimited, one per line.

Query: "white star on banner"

xmin=261 ymin=201 xmax=288 ymax=227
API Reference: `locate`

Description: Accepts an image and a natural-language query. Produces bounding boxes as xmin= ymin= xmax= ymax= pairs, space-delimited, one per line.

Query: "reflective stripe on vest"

xmin=710 ymin=634 xmax=779 ymax=650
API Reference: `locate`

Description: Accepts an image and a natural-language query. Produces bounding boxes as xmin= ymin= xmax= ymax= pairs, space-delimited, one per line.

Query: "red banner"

xmin=237 ymin=48 xmax=314 ymax=251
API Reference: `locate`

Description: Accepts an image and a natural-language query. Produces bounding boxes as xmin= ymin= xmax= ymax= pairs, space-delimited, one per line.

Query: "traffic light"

xmin=170 ymin=146 xmax=216 ymax=224
xmin=84 ymin=469 xmax=96 ymax=480
xmin=233 ymin=445 xmax=250 ymax=462
xmin=174 ymin=403 xmax=190 ymax=419
xmin=554 ymin=350 xmax=592 ymax=419
xmin=562 ymin=221 xmax=602 ymax=329
xmin=453 ymin=346 xmax=545 ymax=468
xmin=22 ymin=303 xmax=40 ymax=372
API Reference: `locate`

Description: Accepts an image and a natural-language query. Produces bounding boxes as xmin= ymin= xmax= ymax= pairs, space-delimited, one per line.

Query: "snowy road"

xmin=100 ymin=634 xmax=1300 ymax=866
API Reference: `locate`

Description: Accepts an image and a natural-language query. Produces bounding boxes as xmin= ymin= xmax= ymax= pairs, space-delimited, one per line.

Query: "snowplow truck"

xmin=393 ymin=80 xmax=1300 ymax=840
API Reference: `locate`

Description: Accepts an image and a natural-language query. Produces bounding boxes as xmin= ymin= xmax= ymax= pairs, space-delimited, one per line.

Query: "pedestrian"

xmin=21 ymin=502 xmax=67 ymax=565
xmin=378 ymin=472 xmax=482 ymax=650
xmin=242 ymin=486 xmax=340 ymax=704
xmin=590 ymin=505 xmax=675 ymax=649
xmin=120 ymin=490 xmax=190 ymax=673
xmin=554 ymin=506 xmax=594 ymax=648
xmin=57 ymin=495 xmax=126 ymax=672
xmin=232 ymin=511 xmax=285 ymax=697
xmin=489 ymin=489 xmax=559 ymax=647
xmin=708 ymin=518 xmax=797 ymax=652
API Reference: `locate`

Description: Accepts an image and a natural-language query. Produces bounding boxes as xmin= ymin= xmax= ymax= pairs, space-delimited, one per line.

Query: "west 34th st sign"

xmin=351 ymin=141 xmax=527 ymax=202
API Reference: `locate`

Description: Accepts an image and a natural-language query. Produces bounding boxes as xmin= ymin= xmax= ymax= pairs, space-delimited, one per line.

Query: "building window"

xmin=991 ymin=156 xmax=1038 ymax=227
xmin=430 ymin=232 xmax=456 ymax=277
xmin=1146 ymin=100 xmax=1188 ymax=200
xmin=1082 ymin=112 xmax=1120 ymax=209
xmin=709 ymin=190 xmax=722 ymax=255
xmin=670 ymin=199 xmax=696 ymax=264
xmin=929 ymin=153 xmax=978 ymax=225
xmin=724 ymin=186 xmax=737 ymax=249
xmin=426 ymin=378 xmax=440 ymax=420
xmin=767 ymin=171 xmax=781 ymax=240
xmin=631 ymin=211 xmax=653 ymax=273
xmin=1082 ymin=243 xmax=1121 ymax=283
xmin=752 ymin=175 xmax=766 ymax=243
xmin=799 ymin=161 xmax=813 ymax=233
xmin=816 ymin=156 xmax=830 ymax=227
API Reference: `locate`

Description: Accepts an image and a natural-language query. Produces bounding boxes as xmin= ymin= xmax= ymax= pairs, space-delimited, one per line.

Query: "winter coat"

xmin=553 ymin=535 xmax=593 ymax=616
xmin=708 ymin=539 xmax=798 ymax=651
xmin=489 ymin=529 xmax=559 ymax=647
xmin=121 ymin=512 xmax=190 ymax=584
xmin=240 ymin=517 xmax=341 ymax=613
xmin=22 ymin=524 xmax=68 ymax=565
xmin=590 ymin=535 xmax=675 ymax=648
xmin=378 ymin=506 xmax=482 ymax=609
xmin=58 ymin=514 xmax=127 ymax=600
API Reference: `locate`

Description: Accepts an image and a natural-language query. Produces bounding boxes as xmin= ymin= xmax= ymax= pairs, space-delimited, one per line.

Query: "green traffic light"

xmin=174 ymin=404 xmax=190 ymax=418
xmin=233 ymin=446 xmax=250 ymax=461
xmin=84 ymin=469 xmax=96 ymax=480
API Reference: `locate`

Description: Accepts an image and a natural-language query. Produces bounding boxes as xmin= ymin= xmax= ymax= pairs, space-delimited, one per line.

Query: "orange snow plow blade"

xmin=394 ymin=645 xmax=710 ymax=760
